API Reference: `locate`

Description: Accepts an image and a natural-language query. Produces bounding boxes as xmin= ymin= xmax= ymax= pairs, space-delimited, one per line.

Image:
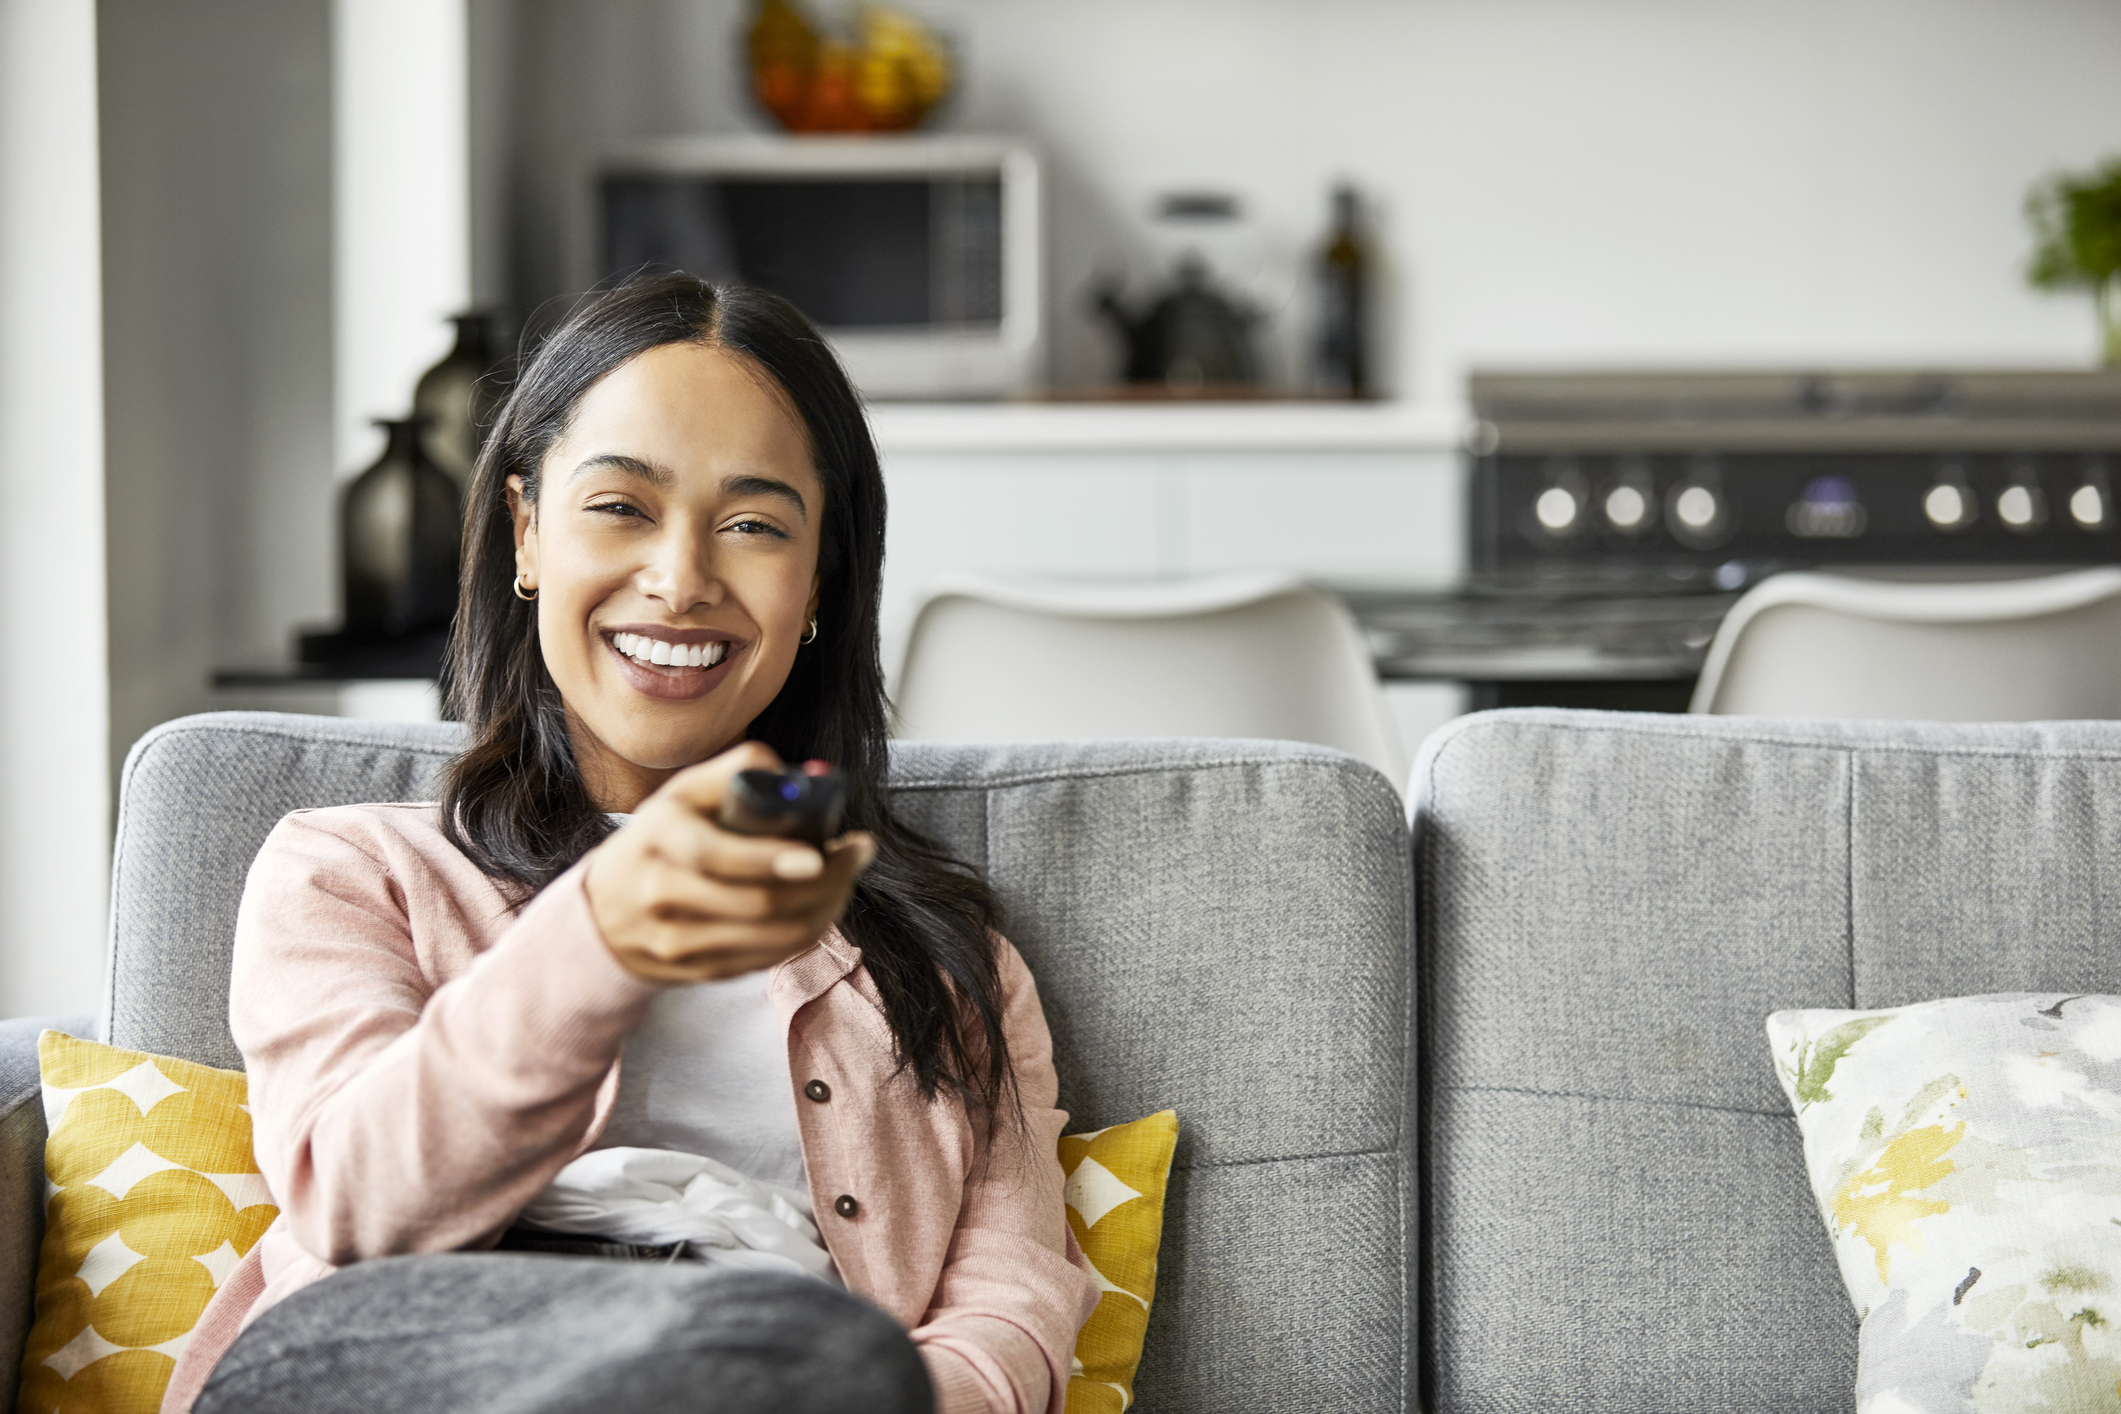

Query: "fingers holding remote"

xmin=586 ymin=743 xmax=877 ymax=984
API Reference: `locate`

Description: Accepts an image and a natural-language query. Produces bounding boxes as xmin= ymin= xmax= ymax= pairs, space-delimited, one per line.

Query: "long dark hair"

xmin=440 ymin=274 xmax=1012 ymax=1120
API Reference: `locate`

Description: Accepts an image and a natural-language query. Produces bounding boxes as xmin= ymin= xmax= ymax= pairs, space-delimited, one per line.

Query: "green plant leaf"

xmin=2026 ymin=157 xmax=2121 ymax=292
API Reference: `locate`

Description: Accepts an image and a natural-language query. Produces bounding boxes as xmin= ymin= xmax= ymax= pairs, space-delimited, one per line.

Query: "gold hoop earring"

xmin=513 ymin=574 xmax=537 ymax=602
xmin=801 ymin=615 xmax=819 ymax=645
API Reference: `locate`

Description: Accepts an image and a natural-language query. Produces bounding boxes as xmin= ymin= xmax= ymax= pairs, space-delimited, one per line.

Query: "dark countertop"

xmin=1343 ymin=586 xmax=1739 ymax=682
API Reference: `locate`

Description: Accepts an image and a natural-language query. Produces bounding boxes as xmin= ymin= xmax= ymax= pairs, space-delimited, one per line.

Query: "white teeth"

xmin=614 ymin=634 xmax=728 ymax=668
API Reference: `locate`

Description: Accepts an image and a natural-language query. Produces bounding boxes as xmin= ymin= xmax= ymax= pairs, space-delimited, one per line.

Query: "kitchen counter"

xmin=1347 ymin=588 xmax=1736 ymax=682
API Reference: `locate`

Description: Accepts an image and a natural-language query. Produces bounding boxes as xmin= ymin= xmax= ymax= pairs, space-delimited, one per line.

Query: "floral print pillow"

xmin=1768 ymin=993 xmax=2121 ymax=1414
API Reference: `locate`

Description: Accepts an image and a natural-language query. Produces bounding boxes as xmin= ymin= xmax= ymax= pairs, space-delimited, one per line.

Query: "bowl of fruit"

xmin=748 ymin=0 xmax=954 ymax=133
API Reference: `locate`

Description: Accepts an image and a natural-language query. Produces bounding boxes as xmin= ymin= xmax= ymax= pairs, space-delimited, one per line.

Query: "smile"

xmin=611 ymin=632 xmax=729 ymax=670
xmin=603 ymin=630 xmax=739 ymax=702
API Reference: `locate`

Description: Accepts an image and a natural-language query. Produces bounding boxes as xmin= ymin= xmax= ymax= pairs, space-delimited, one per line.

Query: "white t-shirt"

xmin=595 ymin=968 xmax=808 ymax=1198
xmin=519 ymin=822 xmax=834 ymax=1279
xmin=521 ymin=969 xmax=838 ymax=1282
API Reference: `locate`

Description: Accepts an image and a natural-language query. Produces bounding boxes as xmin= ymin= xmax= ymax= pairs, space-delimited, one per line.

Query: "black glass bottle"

xmin=413 ymin=313 xmax=498 ymax=496
xmin=1315 ymin=184 xmax=1369 ymax=398
xmin=341 ymin=416 xmax=462 ymax=638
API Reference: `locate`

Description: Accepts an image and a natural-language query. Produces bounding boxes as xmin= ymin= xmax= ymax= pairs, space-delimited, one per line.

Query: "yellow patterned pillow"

xmin=19 ymin=1032 xmax=278 ymax=1414
xmin=1060 ymin=1109 xmax=1178 ymax=1414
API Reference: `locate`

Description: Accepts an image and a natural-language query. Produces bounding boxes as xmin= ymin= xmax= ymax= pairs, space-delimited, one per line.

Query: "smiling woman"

xmin=164 ymin=277 xmax=1100 ymax=1414
xmin=510 ymin=344 xmax=826 ymax=800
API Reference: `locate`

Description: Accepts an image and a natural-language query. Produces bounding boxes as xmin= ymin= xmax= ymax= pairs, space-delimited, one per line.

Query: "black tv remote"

xmin=718 ymin=765 xmax=847 ymax=847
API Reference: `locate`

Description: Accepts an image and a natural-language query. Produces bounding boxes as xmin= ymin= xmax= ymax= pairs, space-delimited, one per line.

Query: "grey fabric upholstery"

xmin=107 ymin=713 xmax=461 ymax=1069
xmin=1411 ymin=709 xmax=2121 ymax=1414
xmin=891 ymin=743 xmax=1413 ymax=1410
xmin=63 ymin=705 xmax=2121 ymax=1412
xmin=90 ymin=713 xmax=1413 ymax=1413
xmin=0 ymin=1014 xmax=93 ymax=1404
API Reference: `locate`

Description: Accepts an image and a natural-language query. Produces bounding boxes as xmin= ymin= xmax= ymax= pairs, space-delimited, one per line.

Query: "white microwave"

xmin=576 ymin=135 xmax=1043 ymax=400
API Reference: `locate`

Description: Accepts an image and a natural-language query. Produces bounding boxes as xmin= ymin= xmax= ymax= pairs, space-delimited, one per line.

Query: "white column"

xmin=334 ymin=0 xmax=472 ymax=475
xmin=0 ymin=0 xmax=109 ymax=1017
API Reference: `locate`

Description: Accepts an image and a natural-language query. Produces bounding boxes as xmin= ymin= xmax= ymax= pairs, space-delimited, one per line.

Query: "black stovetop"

xmin=1351 ymin=370 xmax=2121 ymax=707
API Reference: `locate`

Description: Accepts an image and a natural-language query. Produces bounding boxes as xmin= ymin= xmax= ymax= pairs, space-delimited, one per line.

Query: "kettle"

xmin=1095 ymin=254 xmax=1261 ymax=390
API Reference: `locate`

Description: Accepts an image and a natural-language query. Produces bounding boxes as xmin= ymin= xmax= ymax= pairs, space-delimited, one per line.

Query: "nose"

xmin=635 ymin=518 xmax=723 ymax=614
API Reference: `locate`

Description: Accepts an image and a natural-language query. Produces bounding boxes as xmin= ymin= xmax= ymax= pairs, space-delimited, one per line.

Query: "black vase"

xmin=341 ymin=417 xmax=462 ymax=638
xmin=413 ymin=313 xmax=499 ymax=495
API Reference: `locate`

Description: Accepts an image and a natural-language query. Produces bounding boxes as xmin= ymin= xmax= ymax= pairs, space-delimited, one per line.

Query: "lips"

xmin=612 ymin=631 xmax=728 ymax=669
xmin=602 ymin=629 xmax=739 ymax=701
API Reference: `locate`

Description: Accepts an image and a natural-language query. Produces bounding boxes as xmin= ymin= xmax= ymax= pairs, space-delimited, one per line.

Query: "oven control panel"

xmin=1475 ymin=449 xmax=2121 ymax=577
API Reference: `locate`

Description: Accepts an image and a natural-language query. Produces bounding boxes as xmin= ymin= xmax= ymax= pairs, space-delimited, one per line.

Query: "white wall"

xmin=99 ymin=0 xmax=335 ymax=777
xmin=335 ymin=0 xmax=473 ymax=474
xmin=92 ymin=0 xmax=479 ymax=770
xmin=506 ymin=0 xmax=2121 ymax=399
xmin=0 ymin=0 xmax=108 ymax=1015
xmin=493 ymin=0 xmax=2121 ymax=771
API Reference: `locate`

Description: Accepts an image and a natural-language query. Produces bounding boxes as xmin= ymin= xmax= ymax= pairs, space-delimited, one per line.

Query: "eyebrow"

xmin=721 ymin=474 xmax=809 ymax=520
xmin=569 ymin=453 xmax=672 ymax=489
xmin=568 ymin=455 xmax=809 ymax=520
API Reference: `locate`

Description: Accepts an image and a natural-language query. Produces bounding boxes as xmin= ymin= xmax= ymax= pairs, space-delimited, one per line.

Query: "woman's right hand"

xmin=584 ymin=742 xmax=877 ymax=984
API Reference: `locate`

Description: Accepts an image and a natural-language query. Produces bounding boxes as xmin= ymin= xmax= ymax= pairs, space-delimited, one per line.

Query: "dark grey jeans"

xmin=193 ymin=1253 xmax=934 ymax=1414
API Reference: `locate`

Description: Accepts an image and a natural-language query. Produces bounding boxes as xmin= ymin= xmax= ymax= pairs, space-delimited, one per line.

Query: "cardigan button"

xmin=833 ymin=1194 xmax=860 ymax=1219
xmin=804 ymin=1079 xmax=831 ymax=1103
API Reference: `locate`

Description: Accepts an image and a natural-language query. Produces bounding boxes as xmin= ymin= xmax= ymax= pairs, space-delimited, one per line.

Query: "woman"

xmin=164 ymin=276 xmax=1100 ymax=1414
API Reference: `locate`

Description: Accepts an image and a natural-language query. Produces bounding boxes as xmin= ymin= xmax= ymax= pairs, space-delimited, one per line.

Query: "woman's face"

xmin=510 ymin=342 xmax=823 ymax=810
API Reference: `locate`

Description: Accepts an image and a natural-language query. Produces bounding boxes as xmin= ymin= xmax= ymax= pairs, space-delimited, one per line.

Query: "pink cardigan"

xmin=161 ymin=803 xmax=1099 ymax=1414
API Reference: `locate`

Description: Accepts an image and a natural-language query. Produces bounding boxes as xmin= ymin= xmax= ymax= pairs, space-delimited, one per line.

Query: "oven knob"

xmin=1924 ymin=484 xmax=1966 ymax=526
xmin=1528 ymin=456 xmax=1589 ymax=540
xmin=1675 ymin=487 xmax=1716 ymax=528
xmin=2070 ymin=459 xmax=2113 ymax=530
xmin=1604 ymin=484 xmax=1649 ymax=532
xmin=1922 ymin=465 xmax=1976 ymax=531
xmin=1996 ymin=484 xmax=2046 ymax=531
xmin=1535 ymin=485 xmax=1581 ymax=533
xmin=1667 ymin=484 xmax=1731 ymax=547
xmin=1992 ymin=458 xmax=2047 ymax=532
xmin=1664 ymin=457 xmax=1733 ymax=549
xmin=1601 ymin=453 xmax=1656 ymax=536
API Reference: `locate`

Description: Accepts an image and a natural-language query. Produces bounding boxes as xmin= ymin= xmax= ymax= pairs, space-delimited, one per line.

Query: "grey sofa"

xmin=1414 ymin=708 xmax=2121 ymax=1413
xmin=9 ymin=706 xmax=2121 ymax=1411
xmin=0 ymin=711 xmax=1414 ymax=1413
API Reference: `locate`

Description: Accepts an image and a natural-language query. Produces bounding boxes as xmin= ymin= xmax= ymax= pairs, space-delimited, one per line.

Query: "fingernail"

xmin=773 ymin=851 xmax=823 ymax=879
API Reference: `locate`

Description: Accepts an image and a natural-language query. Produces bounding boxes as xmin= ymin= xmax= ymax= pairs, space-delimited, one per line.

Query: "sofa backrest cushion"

xmin=108 ymin=712 xmax=463 ymax=1067
xmin=108 ymin=712 xmax=1414 ymax=1414
xmin=1412 ymin=708 xmax=2121 ymax=1414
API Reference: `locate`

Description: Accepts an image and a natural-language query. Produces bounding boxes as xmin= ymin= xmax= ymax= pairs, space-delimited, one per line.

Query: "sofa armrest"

xmin=0 ymin=1014 xmax=94 ymax=1411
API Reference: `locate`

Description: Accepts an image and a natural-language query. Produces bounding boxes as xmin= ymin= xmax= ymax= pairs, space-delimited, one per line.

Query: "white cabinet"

xmin=872 ymin=403 xmax=1468 ymax=683
xmin=1175 ymin=453 xmax=1463 ymax=582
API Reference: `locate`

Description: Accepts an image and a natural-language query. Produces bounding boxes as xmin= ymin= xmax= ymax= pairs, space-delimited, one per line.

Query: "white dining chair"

xmin=1690 ymin=566 xmax=2121 ymax=719
xmin=892 ymin=570 xmax=1409 ymax=784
